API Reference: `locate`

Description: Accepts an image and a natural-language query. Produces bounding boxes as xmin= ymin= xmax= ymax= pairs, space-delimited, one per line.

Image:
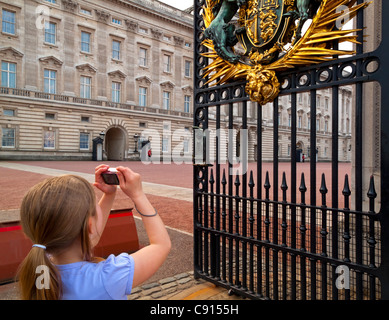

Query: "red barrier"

xmin=0 ymin=208 xmax=139 ymax=284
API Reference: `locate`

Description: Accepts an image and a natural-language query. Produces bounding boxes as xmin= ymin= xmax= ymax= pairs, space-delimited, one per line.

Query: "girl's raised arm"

xmin=116 ymin=167 xmax=171 ymax=288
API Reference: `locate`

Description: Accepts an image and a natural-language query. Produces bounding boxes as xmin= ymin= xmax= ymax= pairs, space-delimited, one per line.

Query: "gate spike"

xmin=264 ymin=171 xmax=271 ymax=189
xmin=367 ymin=175 xmax=377 ymax=199
xmin=320 ymin=173 xmax=328 ymax=194
xmin=234 ymin=172 xmax=240 ymax=187
xmin=249 ymin=170 xmax=255 ymax=188
xmin=342 ymin=174 xmax=351 ymax=196
xmin=221 ymin=169 xmax=227 ymax=186
xmin=299 ymin=173 xmax=307 ymax=193
xmin=209 ymin=169 xmax=215 ymax=185
xmin=281 ymin=172 xmax=288 ymax=191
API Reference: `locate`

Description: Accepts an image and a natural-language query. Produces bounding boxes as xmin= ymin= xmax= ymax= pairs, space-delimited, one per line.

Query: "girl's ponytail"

xmin=17 ymin=246 xmax=61 ymax=300
xmin=17 ymin=175 xmax=97 ymax=300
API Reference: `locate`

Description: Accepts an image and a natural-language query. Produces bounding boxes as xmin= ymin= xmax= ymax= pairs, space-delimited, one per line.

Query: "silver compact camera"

xmin=101 ymin=168 xmax=119 ymax=185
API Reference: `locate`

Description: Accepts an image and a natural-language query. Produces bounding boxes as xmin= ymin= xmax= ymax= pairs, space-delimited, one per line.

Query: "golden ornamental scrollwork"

xmin=201 ymin=0 xmax=371 ymax=105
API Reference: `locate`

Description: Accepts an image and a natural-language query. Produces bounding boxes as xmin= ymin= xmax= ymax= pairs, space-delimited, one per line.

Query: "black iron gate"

xmin=193 ymin=0 xmax=389 ymax=300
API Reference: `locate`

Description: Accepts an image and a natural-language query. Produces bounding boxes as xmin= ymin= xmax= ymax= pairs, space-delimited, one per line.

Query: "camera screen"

xmin=102 ymin=172 xmax=119 ymax=185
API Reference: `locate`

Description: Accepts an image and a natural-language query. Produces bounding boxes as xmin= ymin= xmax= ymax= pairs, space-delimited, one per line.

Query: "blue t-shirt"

xmin=56 ymin=253 xmax=135 ymax=300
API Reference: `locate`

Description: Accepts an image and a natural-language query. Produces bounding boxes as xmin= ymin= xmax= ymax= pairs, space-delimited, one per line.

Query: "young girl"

xmin=17 ymin=164 xmax=171 ymax=300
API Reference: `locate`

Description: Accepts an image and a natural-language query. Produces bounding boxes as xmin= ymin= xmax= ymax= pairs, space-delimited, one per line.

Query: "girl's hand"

xmin=115 ymin=166 xmax=144 ymax=202
xmin=93 ymin=164 xmax=117 ymax=195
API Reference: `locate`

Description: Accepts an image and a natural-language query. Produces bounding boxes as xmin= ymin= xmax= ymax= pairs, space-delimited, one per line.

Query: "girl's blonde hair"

xmin=17 ymin=175 xmax=97 ymax=300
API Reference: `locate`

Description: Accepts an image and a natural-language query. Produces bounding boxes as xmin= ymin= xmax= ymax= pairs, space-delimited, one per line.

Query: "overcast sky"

xmin=159 ymin=0 xmax=193 ymax=10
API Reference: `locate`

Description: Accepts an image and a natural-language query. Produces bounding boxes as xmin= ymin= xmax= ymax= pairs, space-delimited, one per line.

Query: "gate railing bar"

xmin=342 ymin=175 xmax=352 ymax=300
xmin=221 ymin=169 xmax=227 ymax=282
xmin=290 ymin=84 xmax=297 ymax=300
xmin=264 ymin=171 xmax=271 ymax=297
xmin=194 ymin=52 xmax=379 ymax=106
xmin=194 ymin=225 xmax=380 ymax=276
xmin=379 ymin=0 xmax=389 ymax=301
xmin=203 ymin=106 xmax=209 ymax=278
xmin=215 ymin=104 xmax=221 ymax=281
xmin=197 ymin=190 xmax=380 ymax=218
xmin=228 ymin=102 xmax=234 ymax=285
xmin=256 ymin=101 xmax=263 ymax=296
xmin=209 ymin=168 xmax=215 ymax=277
xmin=367 ymin=176 xmax=378 ymax=299
xmin=355 ymin=0 xmax=365 ymax=300
xmin=331 ymin=64 xmax=340 ymax=300
xmin=234 ymin=171 xmax=240 ymax=287
xmin=273 ymin=97 xmax=280 ymax=300
xmin=281 ymin=172 xmax=288 ymax=300
xmin=320 ymin=174 xmax=329 ymax=299
xmin=242 ymin=100 xmax=248 ymax=291
xmin=249 ymin=171 xmax=255 ymax=294
xmin=300 ymin=173 xmax=307 ymax=299
xmin=309 ymin=81 xmax=317 ymax=299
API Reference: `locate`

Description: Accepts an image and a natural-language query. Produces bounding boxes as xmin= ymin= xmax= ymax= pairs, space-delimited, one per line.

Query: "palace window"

xmin=163 ymin=91 xmax=170 ymax=110
xmin=162 ymin=138 xmax=169 ymax=152
xmin=184 ymin=95 xmax=191 ymax=113
xmin=44 ymin=69 xmax=56 ymax=94
xmin=81 ymin=31 xmax=91 ymax=53
xmin=1 ymin=127 xmax=15 ymax=147
xmin=112 ymin=81 xmax=121 ymax=103
xmin=3 ymin=109 xmax=15 ymax=116
xmin=112 ymin=40 xmax=121 ymax=60
xmin=80 ymin=133 xmax=89 ymax=150
xmin=139 ymin=48 xmax=147 ymax=67
xmin=139 ymin=87 xmax=147 ymax=106
xmin=184 ymin=60 xmax=191 ymax=77
xmin=2 ymin=9 xmax=15 ymax=35
xmin=44 ymin=130 xmax=55 ymax=149
xmin=1 ymin=61 xmax=16 ymax=88
xmin=45 ymin=113 xmax=56 ymax=120
xmin=80 ymin=76 xmax=91 ymax=99
xmin=112 ymin=18 xmax=122 ymax=25
xmin=44 ymin=22 xmax=56 ymax=44
xmin=139 ymin=27 xmax=147 ymax=34
xmin=80 ymin=8 xmax=92 ymax=15
xmin=163 ymin=54 xmax=171 ymax=73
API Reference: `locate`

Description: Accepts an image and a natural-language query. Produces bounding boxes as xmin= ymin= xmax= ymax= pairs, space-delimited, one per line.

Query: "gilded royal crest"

xmin=201 ymin=0 xmax=371 ymax=104
xmin=237 ymin=0 xmax=290 ymax=61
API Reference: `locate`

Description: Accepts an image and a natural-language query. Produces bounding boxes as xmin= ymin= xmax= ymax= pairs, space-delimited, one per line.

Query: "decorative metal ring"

xmin=195 ymin=94 xmax=206 ymax=106
xmin=280 ymin=76 xmax=292 ymax=90
xmin=197 ymin=79 xmax=206 ymax=90
xmin=338 ymin=62 xmax=356 ymax=79
xmin=196 ymin=169 xmax=204 ymax=182
xmin=221 ymin=89 xmax=229 ymax=101
xmin=297 ymin=73 xmax=311 ymax=87
xmin=316 ymin=68 xmax=333 ymax=83
xmin=207 ymin=91 xmax=217 ymax=103
xmin=196 ymin=181 xmax=204 ymax=192
xmin=232 ymin=85 xmax=244 ymax=98
xmin=362 ymin=57 xmax=380 ymax=75
xmin=197 ymin=31 xmax=205 ymax=43
xmin=197 ymin=55 xmax=205 ymax=67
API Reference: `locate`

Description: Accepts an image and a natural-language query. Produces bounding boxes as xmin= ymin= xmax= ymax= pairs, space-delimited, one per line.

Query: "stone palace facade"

xmin=0 ymin=0 xmax=352 ymax=162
